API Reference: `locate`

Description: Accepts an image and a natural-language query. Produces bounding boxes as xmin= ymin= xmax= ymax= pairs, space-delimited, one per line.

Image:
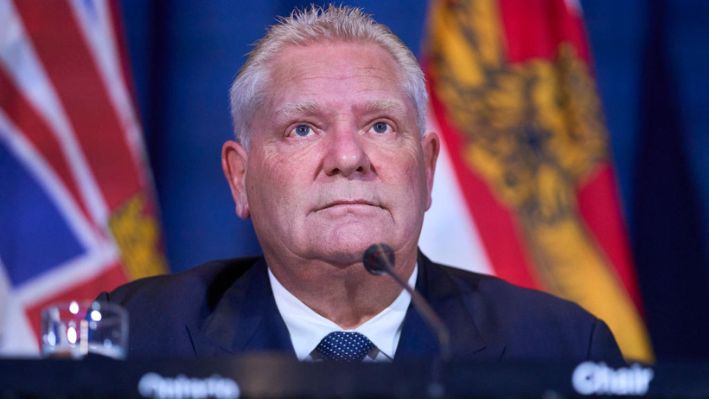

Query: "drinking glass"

xmin=41 ymin=301 xmax=128 ymax=359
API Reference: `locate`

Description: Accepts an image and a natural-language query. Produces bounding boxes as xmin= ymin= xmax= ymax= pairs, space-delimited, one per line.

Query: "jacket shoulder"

xmin=97 ymin=257 xmax=261 ymax=357
xmin=103 ymin=257 xmax=259 ymax=308
xmin=430 ymin=260 xmax=624 ymax=363
xmin=444 ymin=265 xmax=592 ymax=321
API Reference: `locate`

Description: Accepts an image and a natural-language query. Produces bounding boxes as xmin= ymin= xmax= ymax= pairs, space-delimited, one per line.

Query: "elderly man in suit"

xmin=100 ymin=5 xmax=623 ymax=364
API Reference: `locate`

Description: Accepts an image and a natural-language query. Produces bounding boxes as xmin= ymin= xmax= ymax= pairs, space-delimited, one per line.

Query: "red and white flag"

xmin=419 ymin=0 xmax=653 ymax=362
xmin=0 ymin=0 xmax=165 ymax=356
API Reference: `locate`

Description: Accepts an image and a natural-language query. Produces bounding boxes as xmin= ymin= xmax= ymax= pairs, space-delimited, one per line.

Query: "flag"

xmin=0 ymin=0 xmax=166 ymax=356
xmin=419 ymin=0 xmax=653 ymax=362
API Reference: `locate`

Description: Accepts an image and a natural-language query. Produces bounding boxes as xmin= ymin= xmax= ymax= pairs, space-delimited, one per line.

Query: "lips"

xmin=316 ymin=199 xmax=382 ymax=212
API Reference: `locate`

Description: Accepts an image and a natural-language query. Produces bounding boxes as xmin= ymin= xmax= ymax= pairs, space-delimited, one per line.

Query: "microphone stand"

xmin=363 ymin=243 xmax=450 ymax=398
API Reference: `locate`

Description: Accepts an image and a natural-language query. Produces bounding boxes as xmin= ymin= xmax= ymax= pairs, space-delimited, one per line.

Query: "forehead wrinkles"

xmin=255 ymin=43 xmax=417 ymax=131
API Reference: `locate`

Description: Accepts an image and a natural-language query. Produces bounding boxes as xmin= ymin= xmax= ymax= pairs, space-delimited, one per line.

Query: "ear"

xmin=421 ymin=131 xmax=440 ymax=210
xmin=221 ymin=140 xmax=250 ymax=219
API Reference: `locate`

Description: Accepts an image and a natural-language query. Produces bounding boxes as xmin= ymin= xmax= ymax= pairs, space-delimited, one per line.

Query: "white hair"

xmin=229 ymin=5 xmax=428 ymax=149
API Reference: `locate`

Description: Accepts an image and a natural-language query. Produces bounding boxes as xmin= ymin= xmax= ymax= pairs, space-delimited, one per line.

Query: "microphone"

xmin=363 ymin=243 xmax=450 ymax=397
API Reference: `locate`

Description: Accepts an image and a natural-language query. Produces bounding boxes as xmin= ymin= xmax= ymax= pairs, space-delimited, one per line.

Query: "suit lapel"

xmin=395 ymin=252 xmax=505 ymax=361
xmin=185 ymin=253 xmax=505 ymax=360
xmin=187 ymin=258 xmax=295 ymax=357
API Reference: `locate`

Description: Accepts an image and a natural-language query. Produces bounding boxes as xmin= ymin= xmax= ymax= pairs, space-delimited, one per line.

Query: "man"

xmin=99 ymin=5 xmax=623 ymax=364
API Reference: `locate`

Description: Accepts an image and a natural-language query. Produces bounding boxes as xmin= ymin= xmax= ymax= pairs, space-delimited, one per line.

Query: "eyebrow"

xmin=360 ymin=99 xmax=406 ymax=114
xmin=274 ymin=99 xmax=407 ymax=121
xmin=277 ymin=101 xmax=320 ymax=117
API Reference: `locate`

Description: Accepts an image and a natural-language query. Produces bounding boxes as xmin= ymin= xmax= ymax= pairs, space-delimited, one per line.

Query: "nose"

xmin=322 ymin=128 xmax=373 ymax=178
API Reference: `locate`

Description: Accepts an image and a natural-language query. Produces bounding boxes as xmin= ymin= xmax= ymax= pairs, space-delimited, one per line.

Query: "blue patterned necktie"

xmin=315 ymin=332 xmax=375 ymax=361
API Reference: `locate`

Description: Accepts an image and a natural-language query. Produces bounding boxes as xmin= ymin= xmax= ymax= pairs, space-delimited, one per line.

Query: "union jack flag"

xmin=0 ymin=0 xmax=166 ymax=356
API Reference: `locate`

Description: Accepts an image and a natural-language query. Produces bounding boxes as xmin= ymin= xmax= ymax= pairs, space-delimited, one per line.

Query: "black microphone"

xmin=363 ymin=243 xmax=450 ymax=397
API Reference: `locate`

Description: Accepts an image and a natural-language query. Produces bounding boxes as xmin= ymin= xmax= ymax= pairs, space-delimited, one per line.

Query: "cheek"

xmin=246 ymin=151 xmax=311 ymax=213
xmin=246 ymin=154 xmax=282 ymax=211
xmin=404 ymin=168 xmax=429 ymax=211
xmin=384 ymin=146 xmax=426 ymax=190
xmin=376 ymin=151 xmax=429 ymax=220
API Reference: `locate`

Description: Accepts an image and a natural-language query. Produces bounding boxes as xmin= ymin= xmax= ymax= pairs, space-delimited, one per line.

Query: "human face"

xmin=222 ymin=41 xmax=439 ymax=266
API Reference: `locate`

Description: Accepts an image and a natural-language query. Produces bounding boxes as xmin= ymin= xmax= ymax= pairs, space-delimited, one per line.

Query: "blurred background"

xmin=1 ymin=0 xmax=707 ymax=361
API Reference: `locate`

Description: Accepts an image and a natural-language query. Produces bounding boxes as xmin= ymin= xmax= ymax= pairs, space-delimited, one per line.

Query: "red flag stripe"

xmin=0 ymin=65 xmax=94 ymax=229
xmin=13 ymin=0 xmax=142 ymax=212
xmin=496 ymin=0 xmax=642 ymax=309
xmin=72 ymin=1 xmax=149 ymax=175
xmin=103 ymin=0 xmax=159 ymax=217
xmin=428 ymin=79 xmax=541 ymax=289
xmin=498 ymin=0 xmax=591 ymax=63
xmin=577 ymin=165 xmax=643 ymax=310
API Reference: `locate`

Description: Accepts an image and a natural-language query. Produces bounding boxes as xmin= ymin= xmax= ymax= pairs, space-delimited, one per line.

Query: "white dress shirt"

xmin=269 ymin=265 xmax=417 ymax=361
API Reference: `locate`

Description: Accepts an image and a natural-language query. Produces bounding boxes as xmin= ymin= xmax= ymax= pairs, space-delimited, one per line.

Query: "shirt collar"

xmin=269 ymin=265 xmax=417 ymax=361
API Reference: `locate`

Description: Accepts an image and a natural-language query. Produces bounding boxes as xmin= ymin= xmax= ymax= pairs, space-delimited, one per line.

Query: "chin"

xmin=309 ymin=237 xmax=378 ymax=266
xmin=321 ymin=252 xmax=363 ymax=267
xmin=302 ymin=221 xmax=395 ymax=263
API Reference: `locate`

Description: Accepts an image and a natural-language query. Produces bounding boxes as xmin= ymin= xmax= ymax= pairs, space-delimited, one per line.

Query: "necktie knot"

xmin=315 ymin=332 xmax=374 ymax=361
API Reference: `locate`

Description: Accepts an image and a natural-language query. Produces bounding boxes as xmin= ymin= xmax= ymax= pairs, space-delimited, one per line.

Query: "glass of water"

xmin=41 ymin=301 xmax=128 ymax=359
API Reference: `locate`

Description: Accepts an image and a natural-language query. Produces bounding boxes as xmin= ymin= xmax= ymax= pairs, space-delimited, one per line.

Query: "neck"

xmin=266 ymin=252 xmax=416 ymax=329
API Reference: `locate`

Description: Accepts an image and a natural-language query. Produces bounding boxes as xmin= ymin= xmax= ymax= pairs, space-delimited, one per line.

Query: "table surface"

xmin=0 ymin=355 xmax=704 ymax=398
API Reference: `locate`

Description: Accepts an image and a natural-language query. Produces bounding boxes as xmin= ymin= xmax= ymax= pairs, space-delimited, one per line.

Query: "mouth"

xmin=317 ymin=199 xmax=383 ymax=212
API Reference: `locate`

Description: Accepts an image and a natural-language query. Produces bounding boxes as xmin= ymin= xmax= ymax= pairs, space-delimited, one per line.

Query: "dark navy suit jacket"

xmin=98 ymin=252 xmax=624 ymax=364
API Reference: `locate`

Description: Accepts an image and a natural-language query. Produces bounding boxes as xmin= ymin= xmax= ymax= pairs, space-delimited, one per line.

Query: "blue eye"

xmin=372 ymin=121 xmax=390 ymax=134
xmin=292 ymin=124 xmax=313 ymax=137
